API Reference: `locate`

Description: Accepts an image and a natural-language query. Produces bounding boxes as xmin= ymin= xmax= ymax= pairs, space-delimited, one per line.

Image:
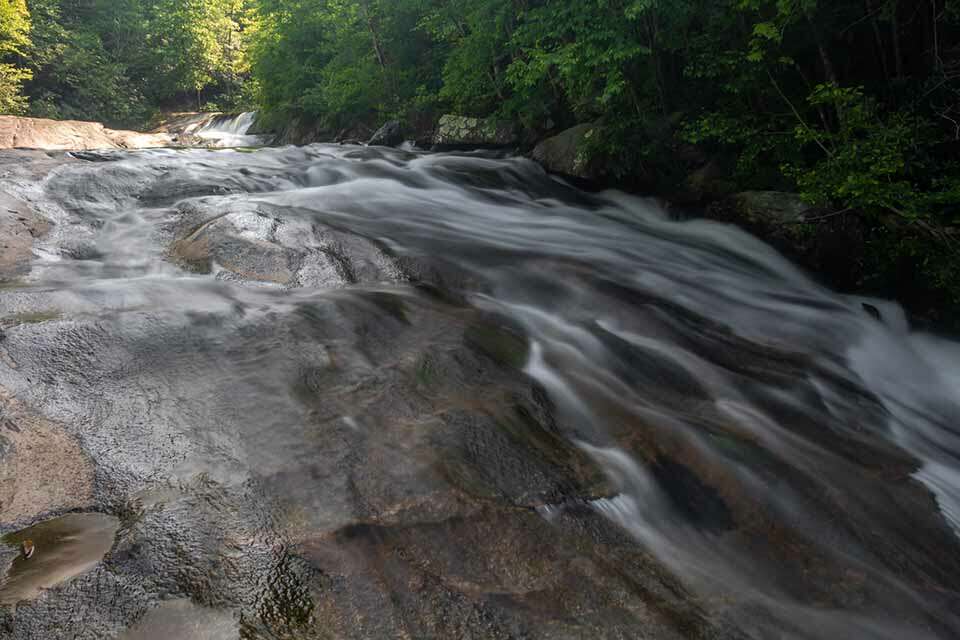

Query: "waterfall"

xmin=192 ymin=111 xmax=266 ymax=147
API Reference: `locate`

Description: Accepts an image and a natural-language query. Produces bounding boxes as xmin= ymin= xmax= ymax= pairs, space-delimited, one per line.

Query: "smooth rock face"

xmin=367 ymin=120 xmax=404 ymax=147
xmin=0 ymin=191 xmax=49 ymax=282
xmin=0 ymin=390 xmax=95 ymax=527
xmin=531 ymin=123 xmax=600 ymax=180
xmin=433 ymin=114 xmax=517 ymax=148
xmin=0 ymin=116 xmax=173 ymax=151
xmin=167 ymin=199 xmax=405 ymax=287
xmin=0 ymin=145 xmax=957 ymax=639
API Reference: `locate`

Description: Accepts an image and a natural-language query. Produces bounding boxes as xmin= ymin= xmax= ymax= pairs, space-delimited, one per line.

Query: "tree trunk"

xmin=808 ymin=20 xmax=839 ymax=87
xmin=927 ymin=0 xmax=941 ymax=70
xmin=866 ymin=0 xmax=891 ymax=85
xmin=794 ymin=63 xmax=832 ymax=132
xmin=646 ymin=12 xmax=668 ymax=114
xmin=807 ymin=18 xmax=841 ymax=126
xmin=358 ymin=0 xmax=387 ymax=70
xmin=368 ymin=24 xmax=387 ymax=70
xmin=891 ymin=1 xmax=904 ymax=79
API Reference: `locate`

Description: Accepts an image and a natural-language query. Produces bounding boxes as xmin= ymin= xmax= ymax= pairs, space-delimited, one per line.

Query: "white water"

xmin=2 ymin=144 xmax=959 ymax=637
xmin=192 ymin=112 xmax=266 ymax=147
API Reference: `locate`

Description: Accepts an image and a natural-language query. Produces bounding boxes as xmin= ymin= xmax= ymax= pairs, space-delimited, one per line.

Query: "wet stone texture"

xmin=0 ymin=145 xmax=956 ymax=639
xmin=0 ymin=190 xmax=50 ymax=283
xmin=0 ymin=289 xmax=708 ymax=639
xmin=0 ymin=390 xmax=95 ymax=527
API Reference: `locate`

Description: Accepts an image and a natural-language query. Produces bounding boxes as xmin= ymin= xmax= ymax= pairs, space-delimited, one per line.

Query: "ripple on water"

xmin=0 ymin=512 xmax=119 ymax=605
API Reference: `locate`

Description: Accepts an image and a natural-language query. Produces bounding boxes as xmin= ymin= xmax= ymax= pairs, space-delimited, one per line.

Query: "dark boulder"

xmin=270 ymin=117 xmax=334 ymax=145
xmin=677 ymin=158 xmax=737 ymax=203
xmin=707 ymin=191 xmax=866 ymax=290
xmin=531 ymin=123 xmax=604 ymax=181
xmin=334 ymin=123 xmax=372 ymax=145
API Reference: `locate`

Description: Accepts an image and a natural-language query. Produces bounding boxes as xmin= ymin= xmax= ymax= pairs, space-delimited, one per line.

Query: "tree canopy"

xmin=9 ymin=0 xmax=256 ymax=125
xmin=0 ymin=1 xmax=958 ymax=278
xmin=0 ymin=0 xmax=32 ymax=113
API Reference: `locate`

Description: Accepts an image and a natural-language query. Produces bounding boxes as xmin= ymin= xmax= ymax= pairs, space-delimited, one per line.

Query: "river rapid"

xmin=0 ymin=141 xmax=957 ymax=638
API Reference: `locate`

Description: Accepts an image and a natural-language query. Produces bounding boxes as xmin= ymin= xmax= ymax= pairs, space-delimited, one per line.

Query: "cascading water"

xmin=0 ymin=144 xmax=958 ymax=638
xmin=190 ymin=111 xmax=266 ymax=147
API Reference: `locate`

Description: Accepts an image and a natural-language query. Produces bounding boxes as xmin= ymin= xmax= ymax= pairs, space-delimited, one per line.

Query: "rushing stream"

xmin=0 ymin=143 xmax=958 ymax=638
xmin=191 ymin=112 xmax=267 ymax=148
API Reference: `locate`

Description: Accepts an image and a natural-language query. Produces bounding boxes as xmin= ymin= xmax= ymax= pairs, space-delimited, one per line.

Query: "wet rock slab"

xmin=0 ymin=115 xmax=173 ymax=151
xmin=0 ymin=146 xmax=956 ymax=639
xmin=0 ymin=191 xmax=50 ymax=283
xmin=118 ymin=598 xmax=237 ymax=640
xmin=0 ymin=389 xmax=95 ymax=527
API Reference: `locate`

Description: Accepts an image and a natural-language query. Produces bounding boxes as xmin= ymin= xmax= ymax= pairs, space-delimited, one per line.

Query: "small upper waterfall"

xmin=190 ymin=112 xmax=266 ymax=147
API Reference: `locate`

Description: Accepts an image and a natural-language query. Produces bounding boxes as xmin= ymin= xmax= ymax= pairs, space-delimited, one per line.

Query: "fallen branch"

xmin=800 ymin=206 xmax=856 ymax=223
xmin=766 ymin=69 xmax=833 ymax=158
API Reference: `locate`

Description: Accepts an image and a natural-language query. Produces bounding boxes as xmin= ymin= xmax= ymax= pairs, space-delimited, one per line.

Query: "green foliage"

xmin=0 ymin=62 xmax=29 ymax=113
xmin=421 ymin=0 xmax=515 ymax=117
xmin=2 ymin=0 xmax=956 ymax=240
xmin=0 ymin=0 xmax=31 ymax=114
xmin=29 ymin=30 xmax=143 ymax=122
xmin=786 ymin=85 xmax=917 ymax=215
xmin=0 ymin=0 xmax=30 ymax=57
xmin=784 ymin=83 xmax=960 ymax=230
xmin=509 ymin=1 xmax=654 ymax=119
xmin=17 ymin=0 xmax=257 ymax=125
xmin=146 ymin=0 xmax=253 ymax=105
xmin=252 ymin=0 xmax=442 ymax=129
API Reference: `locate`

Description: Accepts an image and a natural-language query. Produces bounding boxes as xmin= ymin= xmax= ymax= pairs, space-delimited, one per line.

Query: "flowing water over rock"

xmin=192 ymin=113 xmax=267 ymax=148
xmin=0 ymin=144 xmax=958 ymax=638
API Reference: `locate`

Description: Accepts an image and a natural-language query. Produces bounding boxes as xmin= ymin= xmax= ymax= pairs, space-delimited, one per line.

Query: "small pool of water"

xmin=0 ymin=512 xmax=119 ymax=605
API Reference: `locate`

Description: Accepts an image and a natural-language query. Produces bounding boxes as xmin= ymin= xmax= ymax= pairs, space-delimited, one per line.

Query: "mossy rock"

xmin=433 ymin=114 xmax=517 ymax=148
xmin=532 ymin=123 xmax=605 ymax=181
